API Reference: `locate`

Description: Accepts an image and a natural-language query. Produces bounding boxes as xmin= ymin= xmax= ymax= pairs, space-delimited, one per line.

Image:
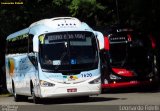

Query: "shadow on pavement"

xmin=26 ymin=96 xmax=121 ymax=105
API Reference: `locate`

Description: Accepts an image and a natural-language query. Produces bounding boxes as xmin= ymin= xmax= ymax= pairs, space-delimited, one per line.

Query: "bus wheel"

xmin=13 ymin=91 xmax=21 ymax=102
xmin=31 ymin=87 xmax=40 ymax=104
xmin=149 ymin=55 xmax=160 ymax=90
xmin=13 ymin=84 xmax=21 ymax=102
xmin=153 ymin=55 xmax=159 ymax=81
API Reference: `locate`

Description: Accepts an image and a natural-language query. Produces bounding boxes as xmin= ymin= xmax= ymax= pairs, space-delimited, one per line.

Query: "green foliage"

xmin=68 ymin=0 xmax=106 ymax=17
xmin=1 ymin=0 xmax=159 ymax=41
xmin=68 ymin=0 xmax=107 ymax=26
xmin=52 ymin=0 xmax=64 ymax=6
xmin=68 ymin=0 xmax=80 ymax=16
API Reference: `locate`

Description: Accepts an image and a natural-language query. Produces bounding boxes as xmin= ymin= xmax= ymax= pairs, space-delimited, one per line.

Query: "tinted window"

xmin=39 ymin=31 xmax=98 ymax=73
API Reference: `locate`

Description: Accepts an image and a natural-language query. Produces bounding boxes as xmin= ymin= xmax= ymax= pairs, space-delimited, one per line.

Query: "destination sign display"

xmin=47 ymin=33 xmax=86 ymax=42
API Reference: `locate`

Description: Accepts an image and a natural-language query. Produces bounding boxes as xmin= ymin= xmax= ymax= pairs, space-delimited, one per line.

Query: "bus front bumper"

xmin=102 ymin=80 xmax=153 ymax=89
xmin=39 ymin=84 xmax=101 ymax=98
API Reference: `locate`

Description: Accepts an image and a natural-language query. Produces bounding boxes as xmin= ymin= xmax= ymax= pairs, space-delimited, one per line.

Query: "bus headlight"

xmin=89 ymin=77 xmax=101 ymax=84
xmin=40 ymin=80 xmax=55 ymax=87
xmin=110 ymin=74 xmax=121 ymax=80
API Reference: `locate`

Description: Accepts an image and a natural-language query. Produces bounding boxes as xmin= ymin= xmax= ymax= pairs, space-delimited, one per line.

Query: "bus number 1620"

xmin=81 ymin=73 xmax=92 ymax=78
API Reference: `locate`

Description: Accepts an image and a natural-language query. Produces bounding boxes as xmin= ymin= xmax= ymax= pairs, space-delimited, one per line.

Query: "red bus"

xmin=100 ymin=27 xmax=159 ymax=90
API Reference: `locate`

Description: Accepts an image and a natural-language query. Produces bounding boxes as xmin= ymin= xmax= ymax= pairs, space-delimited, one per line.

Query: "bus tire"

xmin=12 ymin=83 xmax=21 ymax=102
xmin=31 ymin=87 xmax=40 ymax=104
xmin=149 ymin=55 xmax=160 ymax=90
xmin=153 ymin=55 xmax=160 ymax=82
xmin=13 ymin=91 xmax=21 ymax=102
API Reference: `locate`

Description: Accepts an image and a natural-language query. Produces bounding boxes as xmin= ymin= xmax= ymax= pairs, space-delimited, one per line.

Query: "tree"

xmin=68 ymin=0 xmax=107 ymax=26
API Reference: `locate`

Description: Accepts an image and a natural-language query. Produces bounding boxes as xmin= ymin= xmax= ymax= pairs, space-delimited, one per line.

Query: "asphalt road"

xmin=0 ymin=88 xmax=160 ymax=111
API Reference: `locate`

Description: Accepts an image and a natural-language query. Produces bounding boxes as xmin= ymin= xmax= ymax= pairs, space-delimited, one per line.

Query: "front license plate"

xmin=130 ymin=80 xmax=138 ymax=83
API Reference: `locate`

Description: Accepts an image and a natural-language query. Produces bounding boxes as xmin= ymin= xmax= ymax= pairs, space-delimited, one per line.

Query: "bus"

xmin=5 ymin=17 xmax=103 ymax=103
xmin=100 ymin=27 xmax=159 ymax=90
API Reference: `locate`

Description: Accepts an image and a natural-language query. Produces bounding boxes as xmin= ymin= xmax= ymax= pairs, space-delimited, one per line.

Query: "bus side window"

xmin=28 ymin=34 xmax=34 ymax=53
xmin=28 ymin=55 xmax=38 ymax=69
xmin=6 ymin=41 xmax=9 ymax=54
xmin=6 ymin=40 xmax=14 ymax=54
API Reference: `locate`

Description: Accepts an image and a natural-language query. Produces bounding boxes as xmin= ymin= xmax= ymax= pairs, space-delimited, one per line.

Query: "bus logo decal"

xmin=8 ymin=58 xmax=15 ymax=76
xmin=68 ymin=75 xmax=78 ymax=81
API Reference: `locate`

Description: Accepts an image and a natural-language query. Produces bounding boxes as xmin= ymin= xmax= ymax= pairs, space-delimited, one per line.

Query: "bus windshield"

xmin=39 ymin=31 xmax=98 ymax=73
xmin=109 ymin=32 xmax=151 ymax=70
xmin=110 ymin=43 xmax=127 ymax=67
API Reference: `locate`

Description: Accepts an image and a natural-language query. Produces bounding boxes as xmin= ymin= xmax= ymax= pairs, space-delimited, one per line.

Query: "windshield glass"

xmin=109 ymin=32 xmax=151 ymax=69
xmin=39 ymin=31 xmax=98 ymax=73
xmin=110 ymin=43 xmax=127 ymax=67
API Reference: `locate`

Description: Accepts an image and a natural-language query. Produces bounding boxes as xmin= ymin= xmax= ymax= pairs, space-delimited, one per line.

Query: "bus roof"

xmin=29 ymin=17 xmax=80 ymax=27
xmin=6 ymin=17 xmax=93 ymax=40
xmin=7 ymin=28 xmax=29 ymax=40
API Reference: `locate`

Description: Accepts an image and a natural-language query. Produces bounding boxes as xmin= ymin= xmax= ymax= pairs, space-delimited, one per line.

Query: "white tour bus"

xmin=5 ymin=17 xmax=104 ymax=103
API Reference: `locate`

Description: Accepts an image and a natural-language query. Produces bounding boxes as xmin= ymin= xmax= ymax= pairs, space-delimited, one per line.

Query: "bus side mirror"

xmin=94 ymin=31 xmax=104 ymax=50
xmin=33 ymin=35 xmax=39 ymax=52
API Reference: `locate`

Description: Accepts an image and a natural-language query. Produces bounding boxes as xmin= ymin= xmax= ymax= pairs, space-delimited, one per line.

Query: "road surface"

xmin=0 ymin=89 xmax=160 ymax=111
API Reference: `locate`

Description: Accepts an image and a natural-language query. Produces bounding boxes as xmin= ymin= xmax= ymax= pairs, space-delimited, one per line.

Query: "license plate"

xmin=67 ymin=88 xmax=77 ymax=92
xmin=130 ymin=80 xmax=138 ymax=83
